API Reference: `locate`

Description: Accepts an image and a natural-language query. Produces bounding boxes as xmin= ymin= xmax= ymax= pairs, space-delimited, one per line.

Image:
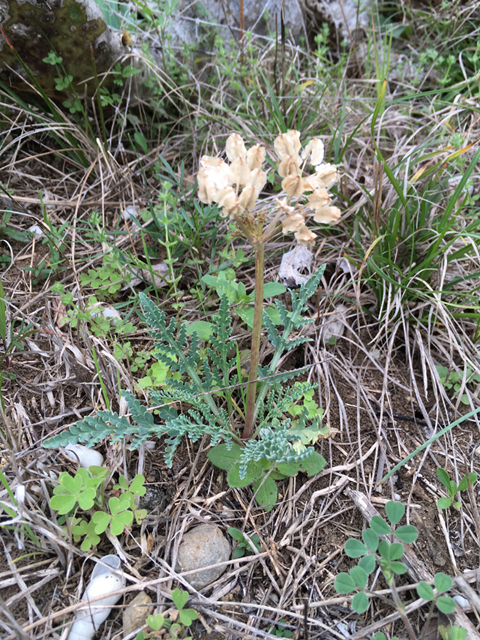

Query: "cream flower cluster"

xmin=274 ymin=130 xmax=341 ymax=245
xmin=197 ymin=130 xmax=341 ymax=245
xmin=198 ymin=133 xmax=266 ymax=220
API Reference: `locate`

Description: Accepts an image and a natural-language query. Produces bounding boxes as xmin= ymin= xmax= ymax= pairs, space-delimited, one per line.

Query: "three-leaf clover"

xmin=49 ymin=469 xmax=97 ymax=514
xmin=171 ymin=588 xmax=198 ymax=626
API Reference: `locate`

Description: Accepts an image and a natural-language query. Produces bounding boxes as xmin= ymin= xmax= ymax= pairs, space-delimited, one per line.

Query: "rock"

xmin=138 ymin=485 xmax=167 ymax=513
xmin=176 ymin=524 xmax=231 ymax=589
xmin=122 ymin=592 xmax=153 ymax=636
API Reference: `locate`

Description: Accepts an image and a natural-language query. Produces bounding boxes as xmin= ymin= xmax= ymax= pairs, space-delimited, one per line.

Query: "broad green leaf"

xmin=92 ymin=511 xmax=111 ymax=534
xmin=388 ymin=543 xmax=404 ymax=561
xmin=351 ymin=591 xmax=369 ymax=614
xmin=370 ymin=516 xmax=390 ymax=535
xmin=417 ymin=581 xmax=434 ymax=601
xmin=395 ymin=525 xmax=418 ymax=543
xmin=232 ymin=546 xmax=246 ymax=559
xmin=438 ymin=497 xmax=453 ymax=509
xmin=276 ymin=462 xmax=301 ymax=476
xmin=227 ymin=462 xmax=263 ymax=488
xmin=186 ymin=321 xmax=213 ymax=341
xmin=378 ymin=540 xmax=390 ymax=560
xmin=358 ymin=554 xmax=376 ymax=574
xmin=437 ymin=467 xmax=451 ymax=489
xmin=385 ymin=501 xmax=405 ymax=526
xmin=129 ymin=474 xmax=146 ymax=496
xmin=334 ymin=572 xmax=356 ymax=594
xmin=147 ymin=614 xmax=165 ymax=631
xmin=345 ymin=538 xmax=368 ymax=558
xmin=228 ymin=527 xmax=245 ymax=542
xmin=448 ymin=626 xmax=468 ymax=640
xmin=208 ymin=444 xmax=243 ymax=471
xmin=263 ymin=282 xmax=287 ymax=298
xmin=437 ymin=596 xmax=456 ymax=614
xmin=179 ymin=609 xmax=198 ymax=626
xmin=299 ymin=451 xmax=326 ymax=477
xmin=77 ymin=488 xmax=96 ymax=510
xmin=390 ymin=561 xmax=408 ymax=575
xmin=350 ymin=566 xmax=367 ymax=589
xmin=362 ymin=529 xmax=379 ymax=552
xmin=253 ymin=476 xmax=277 ymax=511
xmin=50 ymin=494 xmax=76 ymax=515
xmin=434 ymin=572 xmax=452 ymax=593
xmin=110 ymin=510 xmax=133 ymax=535
xmin=172 ymin=588 xmax=189 ymax=610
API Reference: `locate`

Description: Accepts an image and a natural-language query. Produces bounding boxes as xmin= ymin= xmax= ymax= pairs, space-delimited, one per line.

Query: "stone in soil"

xmin=176 ymin=524 xmax=231 ymax=589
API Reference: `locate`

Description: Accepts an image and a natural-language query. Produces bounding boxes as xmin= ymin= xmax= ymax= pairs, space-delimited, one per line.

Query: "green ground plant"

xmin=436 ymin=467 xmax=477 ymax=510
xmin=228 ymin=527 xmax=261 ymax=558
xmin=436 ymin=365 xmax=480 ymax=406
xmin=49 ymin=467 xmax=147 ymax=551
xmin=43 ymin=130 xmax=341 ymax=509
xmin=335 ymin=501 xmax=462 ymax=639
xmin=135 ymin=588 xmax=197 ymax=640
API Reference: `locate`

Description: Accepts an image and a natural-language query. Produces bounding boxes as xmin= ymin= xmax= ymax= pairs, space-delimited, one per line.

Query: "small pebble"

xmin=453 ymin=595 xmax=470 ymax=609
xmin=123 ymin=591 xmax=153 ymax=636
xmin=176 ymin=524 xmax=231 ymax=589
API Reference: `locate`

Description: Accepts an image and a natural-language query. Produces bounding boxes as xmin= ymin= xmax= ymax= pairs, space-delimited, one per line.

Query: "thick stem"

xmin=242 ymin=241 xmax=264 ymax=440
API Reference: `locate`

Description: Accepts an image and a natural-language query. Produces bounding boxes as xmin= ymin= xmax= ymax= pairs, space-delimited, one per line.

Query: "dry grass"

xmin=1 ymin=2 xmax=480 ymax=638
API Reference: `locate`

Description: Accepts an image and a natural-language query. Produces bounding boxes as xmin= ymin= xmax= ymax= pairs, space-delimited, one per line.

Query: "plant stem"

xmin=243 ymin=240 xmax=264 ymax=440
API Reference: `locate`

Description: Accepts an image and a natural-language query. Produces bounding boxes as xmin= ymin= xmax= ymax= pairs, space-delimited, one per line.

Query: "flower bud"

xmin=282 ymin=174 xmax=304 ymax=198
xmin=247 ymin=145 xmax=265 ymax=170
xmin=225 ymin=133 xmax=247 ymax=162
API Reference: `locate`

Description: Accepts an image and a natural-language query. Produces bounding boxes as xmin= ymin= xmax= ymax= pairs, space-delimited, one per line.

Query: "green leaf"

xmin=417 ymin=581 xmax=435 ymax=601
xmin=92 ymin=511 xmax=111 ymax=534
xmin=276 ymin=462 xmax=301 ymax=476
xmin=77 ymin=488 xmax=96 ymax=510
xmin=385 ymin=501 xmax=405 ymax=526
xmin=362 ymin=529 xmax=379 ymax=552
xmin=299 ymin=451 xmax=326 ymax=477
xmin=358 ymin=554 xmax=376 ymax=574
xmin=172 ymin=588 xmax=189 ymax=610
xmin=129 ymin=474 xmax=146 ymax=496
xmin=438 ymin=497 xmax=453 ymax=509
xmin=110 ymin=510 xmax=133 ymax=535
xmin=437 ymin=467 xmax=452 ymax=489
xmin=395 ymin=525 xmax=418 ymax=543
xmin=186 ymin=321 xmax=213 ymax=341
xmin=351 ymin=591 xmax=369 ymax=614
xmin=232 ymin=546 xmax=246 ymax=558
xmin=227 ymin=462 xmax=263 ymax=488
xmin=334 ymin=572 xmax=356 ymax=594
xmin=448 ymin=626 xmax=468 ymax=640
xmin=262 ymin=282 xmax=287 ymax=298
xmin=370 ymin=516 xmax=390 ymax=535
xmin=134 ymin=131 xmax=148 ymax=154
xmin=50 ymin=494 xmax=76 ymax=515
xmin=389 ymin=543 xmax=404 ymax=561
xmin=228 ymin=527 xmax=245 ymax=542
xmin=378 ymin=540 xmax=390 ymax=560
xmin=345 ymin=539 xmax=368 ymax=558
xmin=390 ymin=561 xmax=408 ymax=575
xmin=253 ymin=476 xmax=277 ymax=510
xmin=179 ymin=609 xmax=198 ymax=626
xmin=434 ymin=572 xmax=453 ymax=593
xmin=437 ymin=596 xmax=456 ymax=614
xmin=147 ymin=613 xmax=165 ymax=631
xmin=208 ymin=444 xmax=243 ymax=471
xmin=350 ymin=566 xmax=368 ymax=589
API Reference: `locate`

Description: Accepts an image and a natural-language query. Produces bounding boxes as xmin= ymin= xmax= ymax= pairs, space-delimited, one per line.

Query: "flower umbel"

xmin=274 ymin=130 xmax=341 ymax=245
xmin=197 ymin=130 xmax=341 ymax=247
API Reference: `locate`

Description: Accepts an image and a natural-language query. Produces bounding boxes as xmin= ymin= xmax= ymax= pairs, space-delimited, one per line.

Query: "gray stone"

xmin=176 ymin=524 xmax=231 ymax=589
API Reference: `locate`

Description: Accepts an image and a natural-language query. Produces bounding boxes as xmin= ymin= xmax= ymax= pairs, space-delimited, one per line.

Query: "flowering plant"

xmin=198 ymin=130 xmax=341 ymax=438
